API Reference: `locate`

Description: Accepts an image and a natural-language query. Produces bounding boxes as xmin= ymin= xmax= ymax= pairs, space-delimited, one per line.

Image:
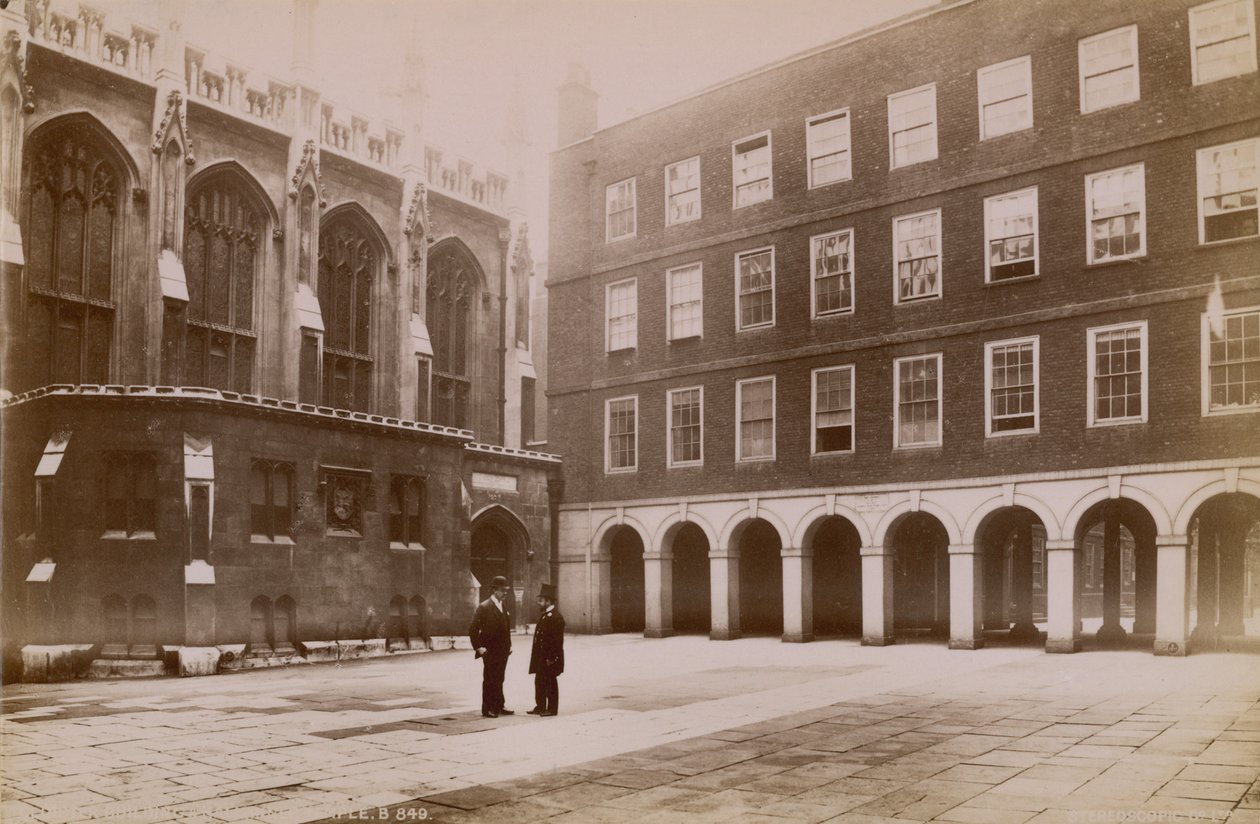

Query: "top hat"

xmin=489 ymin=575 xmax=509 ymax=589
xmin=538 ymin=582 xmax=557 ymax=601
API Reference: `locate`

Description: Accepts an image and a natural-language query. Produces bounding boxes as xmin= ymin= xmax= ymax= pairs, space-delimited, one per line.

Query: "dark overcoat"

xmin=469 ymin=598 xmax=512 ymax=660
xmin=528 ymin=608 xmax=565 ymax=675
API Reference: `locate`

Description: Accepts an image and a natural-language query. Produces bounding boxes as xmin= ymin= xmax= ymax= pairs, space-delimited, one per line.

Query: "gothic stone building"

xmin=0 ymin=0 xmax=558 ymax=681
xmin=547 ymin=0 xmax=1260 ymax=654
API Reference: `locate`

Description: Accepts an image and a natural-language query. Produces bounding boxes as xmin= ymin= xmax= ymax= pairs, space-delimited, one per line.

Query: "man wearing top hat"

xmin=528 ymin=582 xmax=565 ymax=717
xmin=469 ymin=575 xmax=513 ymax=718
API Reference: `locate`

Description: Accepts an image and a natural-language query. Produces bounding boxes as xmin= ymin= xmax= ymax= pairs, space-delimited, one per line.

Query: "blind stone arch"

xmin=427 ymin=240 xmax=484 ymax=428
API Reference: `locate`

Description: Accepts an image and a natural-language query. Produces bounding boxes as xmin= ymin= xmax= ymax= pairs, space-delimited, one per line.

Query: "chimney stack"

xmin=556 ymin=62 xmax=597 ymax=147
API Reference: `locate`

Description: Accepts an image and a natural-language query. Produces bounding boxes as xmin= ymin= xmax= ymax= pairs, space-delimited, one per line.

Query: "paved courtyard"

xmin=2 ymin=636 xmax=1259 ymax=823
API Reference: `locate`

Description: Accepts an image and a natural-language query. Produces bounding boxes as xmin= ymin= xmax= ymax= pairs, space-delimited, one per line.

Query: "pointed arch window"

xmin=318 ymin=214 xmax=377 ymax=412
xmin=21 ymin=125 xmax=120 ymax=390
xmin=427 ymin=245 xmax=474 ymax=428
xmin=184 ymin=174 xmax=260 ymax=392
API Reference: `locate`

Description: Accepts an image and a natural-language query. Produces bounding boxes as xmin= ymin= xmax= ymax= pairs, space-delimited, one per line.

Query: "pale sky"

xmin=161 ymin=0 xmax=939 ymax=257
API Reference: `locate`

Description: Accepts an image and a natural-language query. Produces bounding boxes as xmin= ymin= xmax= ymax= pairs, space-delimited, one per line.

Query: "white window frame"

xmin=1078 ymin=25 xmax=1140 ymax=114
xmin=605 ymin=177 xmax=636 ymax=242
xmin=806 ymin=108 xmax=852 ymax=188
xmin=887 ymin=83 xmax=938 ymax=169
xmin=666 ymin=386 xmax=704 ymax=468
xmin=893 ymin=353 xmax=943 ymax=449
xmin=1201 ymin=306 xmax=1260 ymax=416
xmin=892 ymin=209 xmax=942 ymax=305
xmin=665 ymin=156 xmax=702 ymax=226
xmin=811 ymin=365 xmax=856 ymax=455
xmin=735 ymin=246 xmax=776 ymax=331
xmin=1085 ymin=163 xmax=1146 ymax=264
xmin=666 ymin=262 xmax=704 ymax=342
xmin=604 ymin=277 xmax=637 ymax=352
xmin=1087 ymin=321 xmax=1149 ymax=427
xmin=604 ymin=395 xmax=638 ymax=474
xmin=810 ymin=228 xmax=855 ymax=318
xmin=984 ymin=187 xmax=1039 ymax=283
xmin=1190 ymin=0 xmax=1258 ymax=85
xmin=735 ymin=375 xmax=776 ymax=463
xmin=976 ymin=55 xmax=1033 ymax=140
xmin=732 ymin=131 xmax=773 ymax=208
xmin=984 ymin=336 xmax=1041 ymax=438
xmin=1196 ymin=138 xmax=1260 ymax=245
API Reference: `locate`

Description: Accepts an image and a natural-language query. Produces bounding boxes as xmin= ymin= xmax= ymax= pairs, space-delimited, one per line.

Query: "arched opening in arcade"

xmin=737 ymin=519 xmax=783 ymax=635
xmin=977 ymin=507 xmax=1049 ymax=645
xmin=1189 ymin=493 xmax=1260 ymax=652
xmin=671 ymin=523 xmax=711 ymax=634
xmin=809 ymin=516 xmax=862 ymax=637
xmin=470 ymin=507 xmax=530 ymax=625
xmin=609 ymin=526 xmax=645 ymax=633
xmin=1073 ymin=499 xmax=1156 ymax=648
xmin=890 ymin=513 xmax=949 ymax=639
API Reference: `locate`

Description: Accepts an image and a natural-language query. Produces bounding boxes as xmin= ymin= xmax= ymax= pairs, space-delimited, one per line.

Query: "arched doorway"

xmin=1190 ymin=493 xmax=1260 ymax=651
xmin=978 ymin=508 xmax=1048 ymax=644
xmin=1074 ymin=499 xmax=1156 ymax=647
xmin=610 ymin=527 xmax=645 ymax=632
xmin=738 ymin=519 xmax=783 ymax=635
xmin=891 ymin=513 xmax=949 ymax=638
xmin=470 ymin=507 xmax=531 ymax=626
xmin=811 ymin=517 xmax=862 ymax=636
xmin=671 ymin=523 xmax=711 ymax=633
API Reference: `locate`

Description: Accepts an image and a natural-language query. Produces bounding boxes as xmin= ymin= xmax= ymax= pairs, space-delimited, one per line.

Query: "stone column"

xmin=709 ymin=547 xmax=740 ymax=640
xmin=860 ymin=546 xmax=894 ymax=646
xmin=948 ymin=544 xmax=983 ymax=650
xmin=1045 ymin=539 xmax=1080 ymax=653
xmin=1010 ymin=522 xmax=1039 ymax=640
xmin=643 ymin=551 xmax=674 ymax=639
xmin=1097 ymin=504 xmax=1127 ymax=643
xmin=781 ymin=546 xmax=814 ymax=643
xmin=1154 ymin=535 xmax=1190 ymax=656
xmin=982 ymin=532 xmax=1007 ymax=631
xmin=1191 ymin=523 xmax=1218 ymax=648
xmin=1216 ymin=522 xmax=1247 ymax=637
xmin=1133 ymin=532 xmax=1157 ymax=634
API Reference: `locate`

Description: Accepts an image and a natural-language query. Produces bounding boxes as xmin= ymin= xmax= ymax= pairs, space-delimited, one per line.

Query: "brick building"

xmin=547 ymin=0 xmax=1260 ymax=654
xmin=0 ymin=0 xmax=559 ymax=681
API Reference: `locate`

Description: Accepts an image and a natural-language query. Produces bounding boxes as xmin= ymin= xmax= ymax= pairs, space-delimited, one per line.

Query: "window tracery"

xmin=426 ymin=245 xmax=474 ymax=428
xmin=183 ymin=174 xmax=259 ymax=392
xmin=21 ymin=126 xmax=119 ymax=389
xmin=318 ymin=214 xmax=376 ymax=411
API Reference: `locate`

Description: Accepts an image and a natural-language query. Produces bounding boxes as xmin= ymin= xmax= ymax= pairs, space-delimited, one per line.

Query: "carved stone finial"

xmin=5 ymin=31 xmax=35 ymax=114
xmin=151 ymin=89 xmax=194 ymax=165
xmin=288 ymin=139 xmax=327 ymax=208
xmin=403 ymin=180 xmax=429 ymax=237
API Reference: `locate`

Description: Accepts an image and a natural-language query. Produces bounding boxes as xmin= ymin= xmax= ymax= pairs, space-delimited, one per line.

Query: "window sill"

xmin=668 ymin=334 xmax=702 ymax=344
xmin=814 ymin=309 xmax=855 ymax=320
xmin=811 ymin=450 xmax=855 ymax=458
xmin=1197 ymin=235 xmax=1259 ymax=250
xmin=606 ymin=346 xmax=637 ymax=355
xmin=251 ymin=535 xmax=295 ymax=546
xmin=979 ymin=125 xmax=1033 ymax=141
xmin=984 ymin=274 xmax=1039 ymax=287
xmin=985 ymin=428 xmax=1039 ymax=439
xmin=895 ymin=294 xmax=942 ymax=306
xmin=390 ymin=541 xmax=427 ymax=552
xmin=1080 ymin=97 xmax=1141 ymax=116
xmin=325 ymin=528 xmax=363 ymax=539
xmin=732 ymin=196 xmax=773 ymax=210
xmin=1085 ymin=255 xmax=1146 ymax=269
xmin=1203 ymin=405 xmax=1260 ymax=417
xmin=894 ymin=443 xmax=942 ymax=451
xmin=889 ymin=156 xmax=939 ymax=172
xmin=605 ymin=468 xmax=638 ymax=475
xmin=1087 ymin=418 xmax=1147 ymax=429
xmin=736 ymin=323 xmax=775 ymax=333
xmin=605 ymin=233 xmax=637 ymax=244
xmin=667 ymin=462 xmax=704 ymax=470
xmin=736 ymin=456 xmax=776 ymax=464
xmin=101 ymin=531 xmax=156 ymax=541
xmin=808 ymin=177 xmax=853 ymax=191
xmin=665 ymin=217 xmax=701 ymax=228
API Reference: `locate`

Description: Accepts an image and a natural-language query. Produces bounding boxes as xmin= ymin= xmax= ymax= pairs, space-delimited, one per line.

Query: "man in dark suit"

xmin=469 ymin=575 xmax=513 ymax=718
xmin=527 ymin=582 xmax=565 ymax=717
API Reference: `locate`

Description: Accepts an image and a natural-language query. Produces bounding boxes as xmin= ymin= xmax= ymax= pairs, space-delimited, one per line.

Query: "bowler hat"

xmin=490 ymin=575 xmax=509 ymax=589
xmin=538 ymin=582 xmax=557 ymax=600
